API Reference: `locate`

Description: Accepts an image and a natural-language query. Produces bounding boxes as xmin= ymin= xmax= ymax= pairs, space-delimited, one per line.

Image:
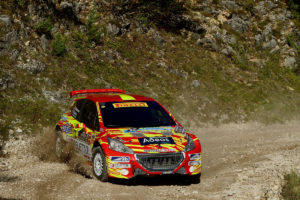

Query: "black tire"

xmin=92 ymin=147 xmax=108 ymax=182
xmin=189 ymin=173 xmax=201 ymax=184
xmin=55 ymin=131 xmax=68 ymax=161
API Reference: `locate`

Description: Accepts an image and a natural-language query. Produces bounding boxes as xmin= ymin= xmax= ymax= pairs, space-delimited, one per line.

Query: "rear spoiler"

xmin=70 ymin=89 xmax=125 ymax=98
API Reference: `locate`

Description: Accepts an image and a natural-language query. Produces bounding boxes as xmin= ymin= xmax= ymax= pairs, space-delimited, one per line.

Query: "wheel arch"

xmin=92 ymin=140 xmax=102 ymax=152
xmin=55 ymin=125 xmax=61 ymax=131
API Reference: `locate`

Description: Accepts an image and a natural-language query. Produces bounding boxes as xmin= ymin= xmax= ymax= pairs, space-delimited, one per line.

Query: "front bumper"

xmin=105 ymin=149 xmax=202 ymax=179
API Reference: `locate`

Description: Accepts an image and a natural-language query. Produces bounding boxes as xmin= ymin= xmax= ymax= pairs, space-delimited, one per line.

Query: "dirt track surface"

xmin=1 ymin=121 xmax=300 ymax=200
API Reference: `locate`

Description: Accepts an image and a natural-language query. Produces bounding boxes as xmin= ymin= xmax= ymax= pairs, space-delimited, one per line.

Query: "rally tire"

xmin=92 ymin=147 xmax=108 ymax=182
xmin=55 ymin=131 xmax=68 ymax=161
xmin=189 ymin=173 xmax=201 ymax=184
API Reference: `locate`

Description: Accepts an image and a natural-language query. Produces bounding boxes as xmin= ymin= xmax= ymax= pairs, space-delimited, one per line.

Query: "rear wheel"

xmin=55 ymin=131 xmax=67 ymax=161
xmin=92 ymin=147 xmax=108 ymax=182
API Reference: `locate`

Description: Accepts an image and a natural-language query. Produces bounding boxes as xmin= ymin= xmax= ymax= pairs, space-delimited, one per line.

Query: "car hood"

xmin=106 ymin=126 xmax=188 ymax=153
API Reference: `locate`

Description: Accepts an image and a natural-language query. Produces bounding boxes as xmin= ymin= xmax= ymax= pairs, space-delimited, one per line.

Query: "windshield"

xmin=99 ymin=101 xmax=176 ymax=128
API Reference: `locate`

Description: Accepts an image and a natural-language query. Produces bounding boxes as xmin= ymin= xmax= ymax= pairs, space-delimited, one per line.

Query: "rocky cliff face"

xmin=5 ymin=0 xmax=297 ymax=68
xmin=0 ymin=0 xmax=299 ymax=139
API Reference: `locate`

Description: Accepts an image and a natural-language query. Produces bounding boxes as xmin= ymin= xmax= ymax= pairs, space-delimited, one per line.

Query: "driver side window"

xmin=80 ymin=100 xmax=99 ymax=131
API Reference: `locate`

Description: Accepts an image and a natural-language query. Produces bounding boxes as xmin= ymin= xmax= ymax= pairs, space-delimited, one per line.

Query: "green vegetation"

xmin=35 ymin=18 xmax=53 ymax=38
xmin=16 ymin=0 xmax=27 ymax=9
xmin=287 ymin=0 xmax=300 ymax=19
xmin=286 ymin=32 xmax=300 ymax=54
xmin=86 ymin=10 xmax=104 ymax=44
xmin=282 ymin=172 xmax=300 ymax=200
xmin=51 ymin=33 xmax=67 ymax=56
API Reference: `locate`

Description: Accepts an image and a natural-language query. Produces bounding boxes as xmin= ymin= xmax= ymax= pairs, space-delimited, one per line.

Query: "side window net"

xmin=81 ymin=101 xmax=99 ymax=131
xmin=71 ymin=100 xmax=85 ymax=121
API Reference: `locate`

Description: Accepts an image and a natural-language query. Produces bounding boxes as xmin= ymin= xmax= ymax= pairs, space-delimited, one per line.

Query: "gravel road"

xmin=0 ymin=121 xmax=299 ymax=200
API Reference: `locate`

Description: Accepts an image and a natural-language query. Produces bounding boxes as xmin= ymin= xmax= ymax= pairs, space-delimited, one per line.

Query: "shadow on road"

xmin=110 ymin=174 xmax=201 ymax=186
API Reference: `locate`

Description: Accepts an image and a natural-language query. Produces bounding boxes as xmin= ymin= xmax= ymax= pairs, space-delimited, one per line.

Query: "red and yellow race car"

xmin=55 ymin=89 xmax=202 ymax=182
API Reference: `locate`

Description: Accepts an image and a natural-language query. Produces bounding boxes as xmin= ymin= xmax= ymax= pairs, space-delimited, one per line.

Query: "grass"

xmin=0 ymin=0 xmax=299 ymax=145
xmin=282 ymin=172 xmax=300 ymax=200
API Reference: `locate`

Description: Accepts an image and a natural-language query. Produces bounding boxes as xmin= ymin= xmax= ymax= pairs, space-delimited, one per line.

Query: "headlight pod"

xmin=183 ymin=135 xmax=195 ymax=152
xmin=107 ymin=137 xmax=134 ymax=154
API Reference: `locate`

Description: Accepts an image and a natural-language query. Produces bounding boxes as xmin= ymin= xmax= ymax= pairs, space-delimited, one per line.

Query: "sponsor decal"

xmin=144 ymin=148 xmax=176 ymax=153
xmin=139 ymin=137 xmax=175 ymax=145
xmin=113 ymin=102 xmax=148 ymax=108
xmin=110 ymin=156 xmax=130 ymax=163
xmin=188 ymin=160 xmax=201 ymax=166
xmin=174 ymin=125 xmax=185 ymax=134
xmin=109 ymin=163 xmax=131 ymax=168
xmin=62 ymin=125 xmax=72 ymax=134
xmin=189 ymin=153 xmax=201 ymax=160
xmin=73 ymin=139 xmax=91 ymax=156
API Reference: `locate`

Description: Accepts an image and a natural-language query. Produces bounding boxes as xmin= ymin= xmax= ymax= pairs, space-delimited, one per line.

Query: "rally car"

xmin=55 ymin=89 xmax=202 ymax=182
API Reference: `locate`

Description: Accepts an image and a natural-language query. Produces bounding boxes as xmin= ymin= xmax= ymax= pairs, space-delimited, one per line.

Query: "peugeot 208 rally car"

xmin=55 ymin=89 xmax=202 ymax=182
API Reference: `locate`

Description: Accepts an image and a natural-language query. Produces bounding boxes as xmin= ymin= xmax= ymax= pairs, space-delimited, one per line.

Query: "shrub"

xmin=287 ymin=0 xmax=300 ymax=19
xmin=282 ymin=172 xmax=300 ymax=200
xmin=86 ymin=9 xmax=104 ymax=44
xmin=15 ymin=0 xmax=27 ymax=9
xmin=286 ymin=32 xmax=300 ymax=54
xmin=51 ymin=34 xmax=67 ymax=57
xmin=35 ymin=18 xmax=53 ymax=38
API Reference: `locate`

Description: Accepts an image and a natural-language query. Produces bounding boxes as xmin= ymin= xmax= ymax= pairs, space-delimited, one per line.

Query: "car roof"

xmin=74 ymin=93 xmax=155 ymax=103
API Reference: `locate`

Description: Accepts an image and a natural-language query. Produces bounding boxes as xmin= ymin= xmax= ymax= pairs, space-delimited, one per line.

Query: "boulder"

xmin=226 ymin=15 xmax=249 ymax=33
xmin=263 ymin=39 xmax=277 ymax=49
xmin=254 ymin=2 xmax=267 ymax=16
xmin=192 ymin=80 xmax=200 ymax=88
xmin=0 ymin=75 xmax=14 ymax=91
xmin=221 ymin=0 xmax=240 ymax=10
xmin=40 ymin=34 xmax=48 ymax=52
xmin=283 ymin=57 xmax=297 ymax=70
xmin=0 ymin=31 xmax=18 ymax=55
xmin=17 ymin=60 xmax=47 ymax=74
xmin=197 ymin=37 xmax=220 ymax=51
xmin=106 ymin=23 xmax=120 ymax=36
xmin=0 ymin=15 xmax=11 ymax=26
xmin=154 ymin=32 xmax=166 ymax=48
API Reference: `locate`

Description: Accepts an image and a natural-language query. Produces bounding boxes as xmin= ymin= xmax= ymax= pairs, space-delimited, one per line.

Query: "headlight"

xmin=107 ymin=137 xmax=134 ymax=154
xmin=183 ymin=135 xmax=195 ymax=152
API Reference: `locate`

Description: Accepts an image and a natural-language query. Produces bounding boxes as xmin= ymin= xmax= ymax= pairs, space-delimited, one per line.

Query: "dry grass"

xmin=282 ymin=172 xmax=300 ymax=200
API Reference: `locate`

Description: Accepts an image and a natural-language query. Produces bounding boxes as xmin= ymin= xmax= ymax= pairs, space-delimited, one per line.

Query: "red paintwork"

xmin=58 ymin=89 xmax=202 ymax=179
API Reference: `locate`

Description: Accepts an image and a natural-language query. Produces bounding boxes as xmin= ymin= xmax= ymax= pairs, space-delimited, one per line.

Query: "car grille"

xmin=136 ymin=153 xmax=184 ymax=171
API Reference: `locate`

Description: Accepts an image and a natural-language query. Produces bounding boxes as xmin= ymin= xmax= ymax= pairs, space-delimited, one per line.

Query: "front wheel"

xmin=92 ymin=147 xmax=108 ymax=182
xmin=189 ymin=173 xmax=201 ymax=184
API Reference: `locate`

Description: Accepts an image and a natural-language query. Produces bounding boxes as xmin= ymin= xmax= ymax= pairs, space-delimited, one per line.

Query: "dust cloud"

xmin=31 ymin=128 xmax=92 ymax=178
